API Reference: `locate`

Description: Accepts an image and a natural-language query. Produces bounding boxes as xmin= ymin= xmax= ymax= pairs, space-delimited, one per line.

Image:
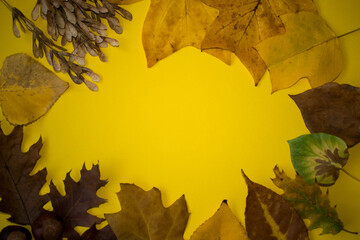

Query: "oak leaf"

xmin=272 ymin=166 xmax=344 ymax=235
xmin=242 ymin=170 xmax=309 ymax=240
xmin=288 ymin=133 xmax=349 ymax=186
xmin=49 ymin=164 xmax=107 ymax=240
xmin=0 ymin=126 xmax=49 ymax=225
xmin=290 ymin=82 xmax=360 ymax=148
xmin=190 ymin=200 xmax=249 ymax=240
xmin=0 ymin=53 xmax=68 ymax=125
xmin=142 ymin=0 xmax=232 ymax=67
xmin=255 ymin=12 xmax=342 ymax=92
xmin=201 ymin=0 xmax=317 ymax=84
xmin=105 ymin=183 xmax=189 ymax=240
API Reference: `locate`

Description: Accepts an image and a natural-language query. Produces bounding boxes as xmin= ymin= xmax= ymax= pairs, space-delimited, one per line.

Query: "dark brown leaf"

xmin=80 ymin=225 xmax=117 ymax=240
xmin=290 ymin=82 xmax=360 ymax=147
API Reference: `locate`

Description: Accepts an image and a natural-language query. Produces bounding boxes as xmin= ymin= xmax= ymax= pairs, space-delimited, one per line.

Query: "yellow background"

xmin=0 ymin=0 xmax=360 ymax=239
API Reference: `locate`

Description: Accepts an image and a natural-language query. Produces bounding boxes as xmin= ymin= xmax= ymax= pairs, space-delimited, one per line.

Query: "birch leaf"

xmin=272 ymin=166 xmax=344 ymax=235
xmin=242 ymin=170 xmax=309 ymax=240
xmin=142 ymin=0 xmax=231 ymax=67
xmin=106 ymin=183 xmax=189 ymax=240
xmin=255 ymin=12 xmax=343 ymax=92
xmin=201 ymin=0 xmax=317 ymax=85
xmin=290 ymin=82 xmax=360 ymax=148
xmin=0 ymin=53 xmax=68 ymax=125
xmin=288 ymin=133 xmax=349 ymax=186
xmin=190 ymin=201 xmax=249 ymax=240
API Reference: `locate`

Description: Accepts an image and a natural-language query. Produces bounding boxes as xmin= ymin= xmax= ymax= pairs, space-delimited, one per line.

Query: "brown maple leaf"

xmin=201 ymin=0 xmax=317 ymax=84
xmin=0 ymin=126 xmax=49 ymax=226
xmin=49 ymin=163 xmax=107 ymax=240
xmin=80 ymin=225 xmax=117 ymax=240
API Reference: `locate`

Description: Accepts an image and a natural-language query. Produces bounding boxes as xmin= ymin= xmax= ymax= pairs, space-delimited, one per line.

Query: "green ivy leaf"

xmin=288 ymin=133 xmax=349 ymax=186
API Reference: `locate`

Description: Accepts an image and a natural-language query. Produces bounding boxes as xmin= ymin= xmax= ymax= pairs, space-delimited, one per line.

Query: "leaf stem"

xmin=337 ymin=27 xmax=360 ymax=38
xmin=340 ymin=168 xmax=360 ymax=182
xmin=342 ymin=228 xmax=358 ymax=235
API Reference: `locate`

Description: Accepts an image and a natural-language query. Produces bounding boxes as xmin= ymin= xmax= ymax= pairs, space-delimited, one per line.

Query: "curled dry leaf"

xmin=0 ymin=53 xmax=68 ymax=125
xmin=142 ymin=0 xmax=232 ymax=67
xmin=272 ymin=166 xmax=345 ymax=235
xmin=255 ymin=12 xmax=343 ymax=93
xmin=242 ymin=170 xmax=309 ymax=240
xmin=201 ymin=0 xmax=317 ymax=85
xmin=288 ymin=133 xmax=349 ymax=186
xmin=105 ymin=183 xmax=189 ymax=240
xmin=290 ymin=82 xmax=360 ymax=148
xmin=190 ymin=200 xmax=249 ymax=240
xmin=0 ymin=126 xmax=49 ymax=225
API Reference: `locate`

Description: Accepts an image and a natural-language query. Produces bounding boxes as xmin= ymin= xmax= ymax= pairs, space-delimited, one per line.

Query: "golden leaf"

xmin=0 ymin=53 xmax=68 ymax=125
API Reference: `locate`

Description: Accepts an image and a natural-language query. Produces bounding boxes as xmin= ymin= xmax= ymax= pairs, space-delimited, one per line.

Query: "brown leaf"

xmin=190 ymin=200 xmax=249 ymax=240
xmin=107 ymin=0 xmax=144 ymax=5
xmin=80 ymin=225 xmax=117 ymax=240
xmin=0 ymin=53 xmax=69 ymax=126
xmin=49 ymin=164 xmax=107 ymax=240
xmin=142 ymin=0 xmax=232 ymax=67
xmin=0 ymin=126 xmax=49 ymax=225
xmin=105 ymin=183 xmax=189 ymax=240
xmin=290 ymin=82 xmax=360 ymax=148
xmin=201 ymin=0 xmax=317 ymax=85
xmin=242 ymin=170 xmax=309 ymax=240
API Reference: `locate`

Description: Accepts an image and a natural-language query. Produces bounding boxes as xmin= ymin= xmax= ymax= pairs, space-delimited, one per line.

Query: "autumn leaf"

xmin=0 ymin=53 xmax=68 ymax=126
xmin=105 ymin=183 xmax=189 ymax=240
xmin=288 ymin=133 xmax=349 ymax=186
xmin=290 ymin=82 xmax=360 ymax=148
xmin=80 ymin=225 xmax=117 ymax=240
xmin=0 ymin=126 xmax=49 ymax=225
xmin=49 ymin=164 xmax=107 ymax=240
xmin=272 ymin=166 xmax=345 ymax=235
xmin=201 ymin=0 xmax=317 ymax=85
xmin=190 ymin=200 xmax=249 ymax=240
xmin=107 ymin=0 xmax=143 ymax=4
xmin=242 ymin=170 xmax=309 ymax=240
xmin=142 ymin=0 xmax=231 ymax=67
xmin=255 ymin=12 xmax=342 ymax=92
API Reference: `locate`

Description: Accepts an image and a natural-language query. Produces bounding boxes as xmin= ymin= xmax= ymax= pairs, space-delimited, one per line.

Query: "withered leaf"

xmin=49 ymin=164 xmax=107 ymax=240
xmin=190 ymin=200 xmax=249 ymax=240
xmin=0 ymin=53 xmax=68 ymax=126
xmin=105 ymin=183 xmax=189 ymax=240
xmin=242 ymin=170 xmax=309 ymax=240
xmin=272 ymin=166 xmax=344 ymax=235
xmin=201 ymin=0 xmax=317 ymax=85
xmin=0 ymin=126 xmax=49 ymax=225
xmin=288 ymin=133 xmax=349 ymax=186
xmin=255 ymin=12 xmax=342 ymax=92
xmin=290 ymin=82 xmax=360 ymax=148
xmin=142 ymin=0 xmax=232 ymax=67
xmin=80 ymin=225 xmax=117 ymax=240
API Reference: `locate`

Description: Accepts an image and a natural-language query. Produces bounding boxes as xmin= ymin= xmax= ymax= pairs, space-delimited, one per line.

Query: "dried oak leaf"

xmin=80 ymin=225 xmax=117 ymax=240
xmin=105 ymin=183 xmax=189 ymax=240
xmin=0 ymin=53 xmax=68 ymax=126
xmin=288 ymin=133 xmax=349 ymax=186
xmin=242 ymin=170 xmax=309 ymax=240
xmin=0 ymin=126 xmax=49 ymax=225
xmin=142 ymin=0 xmax=232 ymax=67
xmin=190 ymin=200 xmax=249 ymax=240
xmin=255 ymin=12 xmax=342 ymax=92
xmin=290 ymin=82 xmax=360 ymax=148
xmin=272 ymin=166 xmax=344 ymax=235
xmin=49 ymin=164 xmax=107 ymax=240
xmin=201 ymin=0 xmax=317 ymax=85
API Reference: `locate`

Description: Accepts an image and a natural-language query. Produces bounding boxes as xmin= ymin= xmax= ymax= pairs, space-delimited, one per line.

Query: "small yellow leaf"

xmin=255 ymin=12 xmax=343 ymax=93
xmin=0 ymin=53 xmax=68 ymax=125
xmin=190 ymin=201 xmax=249 ymax=240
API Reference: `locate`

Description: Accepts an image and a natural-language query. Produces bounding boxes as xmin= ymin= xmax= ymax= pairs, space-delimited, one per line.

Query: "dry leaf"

xmin=190 ymin=200 xmax=249 ymax=240
xmin=107 ymin=0 xmax=144 ymax=4
xmin=0 ymin=53 xmax=68 ymax=125
xmin=290 ymin=82 xmax=360 ymax=148
xmin=79 ymin=225 xmax=117 ymax=240
xmin=0 ymin=126 xmax=49 ymax=225
xmin=201 ymin=0 xmax=317 ymax=84
xmin=142 ymin=0 xmax=231 ymax=67
xmin=242 ymin=170 xmax=309 ymax=240
xmin=255 ymin=12 xmax=342 ymax=92
xmin=49 ymin=164 xmax=107 ymax=240
xmin=105 ymin=183 xmax=189 ymax=240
